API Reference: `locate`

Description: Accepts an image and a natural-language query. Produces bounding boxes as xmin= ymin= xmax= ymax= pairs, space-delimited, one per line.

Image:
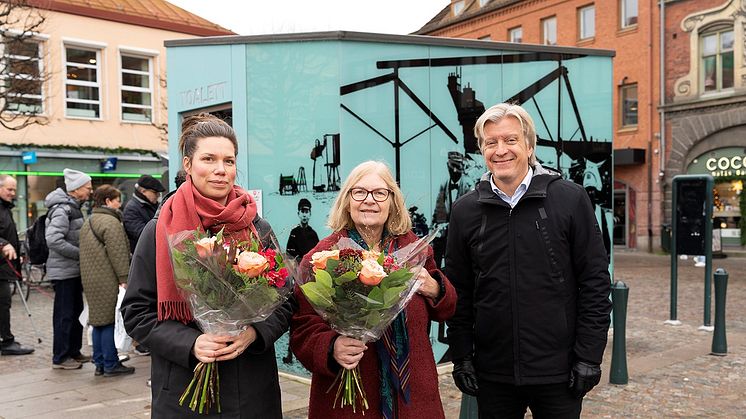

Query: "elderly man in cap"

xmin=0 ymin=175 xmax=34 ymax=355
xmin=45 ymin=168 xmax=92 ymax=369
xmin=123 ymin=175 xmax=165 ymax=254
xmin=432 ymin=151 xmax=471 ymax=268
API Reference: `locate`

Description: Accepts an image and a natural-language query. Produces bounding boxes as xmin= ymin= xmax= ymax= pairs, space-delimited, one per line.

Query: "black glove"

xmin=569 ymin=361 xmax=601 ymax=399
xmin=452 ymin=355 xmax=479 ymax=396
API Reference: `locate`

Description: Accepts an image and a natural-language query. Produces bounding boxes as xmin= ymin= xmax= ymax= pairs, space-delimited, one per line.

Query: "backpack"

xmin=26 ymin=204 xmax=76 ymax=265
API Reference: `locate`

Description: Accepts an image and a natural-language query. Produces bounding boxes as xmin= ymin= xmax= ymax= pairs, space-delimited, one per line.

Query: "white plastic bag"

xmin=114 ymin=286 xmax=133 ymax=352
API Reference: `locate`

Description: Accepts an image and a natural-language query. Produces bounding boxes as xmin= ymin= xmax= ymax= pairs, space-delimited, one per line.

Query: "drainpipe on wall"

xmin=659 ymin=0 xmax=667 ymax=229
xmin=647 ymin=0 xmax=655 ymax=253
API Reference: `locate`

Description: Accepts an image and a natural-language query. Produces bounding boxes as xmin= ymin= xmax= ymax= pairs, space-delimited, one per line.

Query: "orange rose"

xmin=311 ymin=250 xmax=340 ymax=270
xmin=194 ymin=236 xmax=217 ymax=259
xmin=358 ymin=259 xmax=386 ymax=286
xmin=361 ymin=249 xmax=381 ymax=261
xmin=236 ymin=251 xmax=269 ymax=278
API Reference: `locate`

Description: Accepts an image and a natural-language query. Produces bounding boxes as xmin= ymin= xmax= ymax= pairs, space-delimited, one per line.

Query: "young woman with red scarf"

xmin=121 ymin=114 xmax=294 ymax=418
xmin=290 ymin=161 xmax=457 ymax=419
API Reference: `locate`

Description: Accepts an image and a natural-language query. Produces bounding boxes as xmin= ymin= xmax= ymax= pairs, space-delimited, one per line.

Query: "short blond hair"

xmin=474 ymin=102 xmax=537 ymax=166
xmin=327 ymin=161 xmax=412 ymax=236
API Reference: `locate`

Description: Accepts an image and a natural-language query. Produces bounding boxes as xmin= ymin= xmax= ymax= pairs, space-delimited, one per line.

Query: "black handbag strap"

xmin=87 ymin=217 xmax=106 ymax=247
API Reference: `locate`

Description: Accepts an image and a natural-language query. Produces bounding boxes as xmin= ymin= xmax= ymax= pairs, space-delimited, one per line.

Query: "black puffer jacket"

xmin=445 ymin=165 xmax=611 ymax=386
xmin=0 ymin=199 xmax=20 ymax=281
xmin=122 ymin=192 xmax=158 ymax=253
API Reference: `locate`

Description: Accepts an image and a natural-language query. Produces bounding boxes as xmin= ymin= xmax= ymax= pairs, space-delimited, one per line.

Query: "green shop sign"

xmin=688 ymin=147 xmax=746 ymax=178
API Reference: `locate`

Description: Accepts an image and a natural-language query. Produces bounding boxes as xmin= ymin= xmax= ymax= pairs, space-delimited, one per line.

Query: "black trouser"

xmin=477 ymin=379 xmax=582 ymax=419
xmin=0 ymin=280 xmax=13 ymax=343
xmin=52 ymin=277 xmax=84 ymax=364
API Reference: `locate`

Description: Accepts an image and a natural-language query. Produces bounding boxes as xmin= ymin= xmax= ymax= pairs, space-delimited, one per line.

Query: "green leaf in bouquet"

xmin=381 ymin=269 xmax=413 ymax=289
xmin=365 ymin=286 xmax=385 ymax=308
xmin=377 ymin=253 xmax=385 ymax=265
xmin=315 ymin=269 xmax=333 ymax=289
xmin=364 ymin=310 xmax=383 ymax=328
xmin=301 ymin=282 xmax=334 ymax=309
xmin=383 ymin=285 xmax=406 ymax=308
xmin=334 ymin=271 xmax=358 ymax=286
xmin=325 ymin=258 xmax=340 ymax=272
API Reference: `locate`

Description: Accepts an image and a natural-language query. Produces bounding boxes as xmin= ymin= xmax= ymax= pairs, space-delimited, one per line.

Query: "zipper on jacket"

xmin=508 ymin=206 xmax=522 ymax=384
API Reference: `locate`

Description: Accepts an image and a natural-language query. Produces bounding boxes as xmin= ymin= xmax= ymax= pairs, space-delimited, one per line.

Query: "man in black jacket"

xmin=0 ymin=175 xmax=34 ymax=355
xmin=446 ymin=103 xmax=611 ymax=418
xmin=123 ymin=175 xmax=165 ymax=253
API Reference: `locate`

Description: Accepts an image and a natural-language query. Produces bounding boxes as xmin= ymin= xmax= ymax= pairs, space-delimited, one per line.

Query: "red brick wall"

xmin=663 ymin=0 xmax=725 ymax=102
xmin=424 ymin=0 xmax=662 ymax=249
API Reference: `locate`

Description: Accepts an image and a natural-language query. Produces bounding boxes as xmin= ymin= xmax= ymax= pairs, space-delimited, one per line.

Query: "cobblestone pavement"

xmin=2 ymin=252 xmax=745 ymax=418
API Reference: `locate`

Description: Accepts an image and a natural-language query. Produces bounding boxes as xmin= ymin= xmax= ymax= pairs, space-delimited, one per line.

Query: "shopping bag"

xmin=114 ymin=286 xmax=133 ymax=352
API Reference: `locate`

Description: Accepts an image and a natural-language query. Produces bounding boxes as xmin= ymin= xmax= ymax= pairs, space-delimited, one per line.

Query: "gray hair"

xmin=0 ymin=174 xmax=14 ymax=187
xmin=473 ymin=103 xmax=537 ymax=166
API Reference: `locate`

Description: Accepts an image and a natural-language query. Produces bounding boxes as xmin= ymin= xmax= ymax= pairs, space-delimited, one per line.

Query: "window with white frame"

xmin=509 ymin=27 xmax=523 ymax=43
xmin=579 ymin=5 xmax=595 ymax=40
xmin=479 ymin=0 xmax=490 ymax=7
xmin=620 ymin=83 xmax=638 ymax=128
xmin=701 ymin=27 xmax=734 ymax=93
xmin=120 ymin=54 xmax=153 ymax=122
xmin=64 ymin=46 xmax=101 ymax=118
xmin=542 ymin=16 xmax=557 ymax=46
xmin=452 ymin=0 xmax=465 ymax=16
xmin=620 ymin=0 xmax=638 ymax=28
xmin=1 ymin=38 xmax=44 ymax=114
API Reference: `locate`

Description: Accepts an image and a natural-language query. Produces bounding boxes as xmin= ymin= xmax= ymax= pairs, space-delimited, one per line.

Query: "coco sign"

xmin=690 ymin=147 xmax=746 ymax=177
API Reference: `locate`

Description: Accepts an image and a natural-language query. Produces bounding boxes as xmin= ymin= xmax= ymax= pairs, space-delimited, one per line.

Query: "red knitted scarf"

xmin=155 ymin=176 xmax=258 ymax=323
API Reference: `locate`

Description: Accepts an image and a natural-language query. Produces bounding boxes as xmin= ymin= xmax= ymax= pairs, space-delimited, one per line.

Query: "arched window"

xmin=700 ymin=25 xmax=734 ymax=93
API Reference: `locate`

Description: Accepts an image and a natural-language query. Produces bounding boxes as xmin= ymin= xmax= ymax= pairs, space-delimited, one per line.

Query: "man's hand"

xmin=452 ymin=355 xmax=479 ymax=396
xmin=569 ymin=361 xmax=601 ymax=399
xmin=2 ymin=243 xmax=17 ymax=260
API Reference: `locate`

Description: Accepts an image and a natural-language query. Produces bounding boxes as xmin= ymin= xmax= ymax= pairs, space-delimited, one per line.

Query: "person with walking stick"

xmin=0 ymin=174 xmax=34 ymax=356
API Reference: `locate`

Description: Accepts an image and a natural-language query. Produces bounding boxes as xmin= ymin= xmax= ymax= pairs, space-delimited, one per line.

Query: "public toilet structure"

xmin=165 ymin=31 xmax=614 ymax=374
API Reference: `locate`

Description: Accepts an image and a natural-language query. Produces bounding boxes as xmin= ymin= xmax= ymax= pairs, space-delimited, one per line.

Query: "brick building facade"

xmin=417 ymin=0 xmax=745 ymax=251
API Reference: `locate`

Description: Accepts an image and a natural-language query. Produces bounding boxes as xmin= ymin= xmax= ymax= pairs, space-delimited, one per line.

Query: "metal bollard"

xmin=711 ymin=268 xmax=728 ymax=356
xmin=610 ymin=280 xmax=629 ymax=384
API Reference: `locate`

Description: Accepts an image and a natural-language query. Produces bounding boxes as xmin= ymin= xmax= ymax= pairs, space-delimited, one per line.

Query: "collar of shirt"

xmin=490 ymin=166 xmax=534 ymax=208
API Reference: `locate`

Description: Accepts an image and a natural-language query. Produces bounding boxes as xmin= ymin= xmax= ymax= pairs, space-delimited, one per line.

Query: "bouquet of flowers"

xmin=298 ymin=231 xmax=437 ymax=413
xmin=168 ymin=228 xmax=292 ymax=414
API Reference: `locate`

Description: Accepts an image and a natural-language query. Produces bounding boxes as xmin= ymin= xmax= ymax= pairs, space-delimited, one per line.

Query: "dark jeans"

xmin=0 ymin=280 xmax=13 ymax=343
xmin=92 ymin=323 xmax=118 ymax=371
xmin=52 ymin=277 xmax=84 ymax=364
xmin=477 ymin=379 xmax=582 ymax=419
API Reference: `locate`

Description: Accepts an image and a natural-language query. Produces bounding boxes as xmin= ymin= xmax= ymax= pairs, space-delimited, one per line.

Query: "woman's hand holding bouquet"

xmin=298 ymin=232 xmax=437 ymax=413
xmin=168 ymin=228 xmax=292 ymax=414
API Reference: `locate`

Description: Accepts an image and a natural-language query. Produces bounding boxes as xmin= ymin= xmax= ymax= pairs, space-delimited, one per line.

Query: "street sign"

xmin=21 ymin=151 xmax=37 ymax=164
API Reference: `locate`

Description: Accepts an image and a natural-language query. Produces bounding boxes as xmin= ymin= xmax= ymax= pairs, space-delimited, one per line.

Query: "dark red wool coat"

xmin=290 ymin=230 xmax=456 ymax=419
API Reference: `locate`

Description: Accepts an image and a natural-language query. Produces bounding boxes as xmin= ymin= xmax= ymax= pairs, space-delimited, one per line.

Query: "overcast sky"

xmin=167 ymin=0 xmax=448 ymax=36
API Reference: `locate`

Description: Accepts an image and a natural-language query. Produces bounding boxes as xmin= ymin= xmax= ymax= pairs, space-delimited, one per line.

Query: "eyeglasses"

xmin=349 ymin=187 xmax=391 ymax=202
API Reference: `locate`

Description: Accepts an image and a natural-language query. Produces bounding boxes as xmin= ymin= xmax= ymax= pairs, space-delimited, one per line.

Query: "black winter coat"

xmin=121 ymin=216 xmax=295 ymax=418
xmin=445 ymin=166 xmax=612 ymax=386
xmin=122 ymin=194 xmax=158 ymax=253
xmin=0 ymin=199 xmax=20 ymax=281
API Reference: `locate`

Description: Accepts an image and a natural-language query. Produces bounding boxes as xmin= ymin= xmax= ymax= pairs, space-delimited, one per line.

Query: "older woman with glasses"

xmin=290 ymin=160 xmax=457 ymax=419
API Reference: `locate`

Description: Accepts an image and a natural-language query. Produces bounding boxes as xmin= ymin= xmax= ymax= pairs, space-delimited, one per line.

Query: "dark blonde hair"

xmin=474 ymin=102 xmax=537 ymax=166
xmin=327 ymin=161 xmax=412 ymax=235
xmin=179 ymin=113 xmax=237 ymax=159
xmin=92 ymin=184 xmax=121 ymax=207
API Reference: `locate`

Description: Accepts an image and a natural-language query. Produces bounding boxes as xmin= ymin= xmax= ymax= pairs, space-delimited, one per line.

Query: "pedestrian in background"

xmin=45 ymin=168 xmax=93 ymax=370
xmin=446 ymin=103 xmax=612 ymax=418
xmin=0 ymin=174 xmax=34 ymax=356
xmin=123 ymin=174 xmax=164 ymax=254
xmin=80 ymin=185 xmax=134 ymax=377
xmin=123 ymin=174 xmax=164 ymax=357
